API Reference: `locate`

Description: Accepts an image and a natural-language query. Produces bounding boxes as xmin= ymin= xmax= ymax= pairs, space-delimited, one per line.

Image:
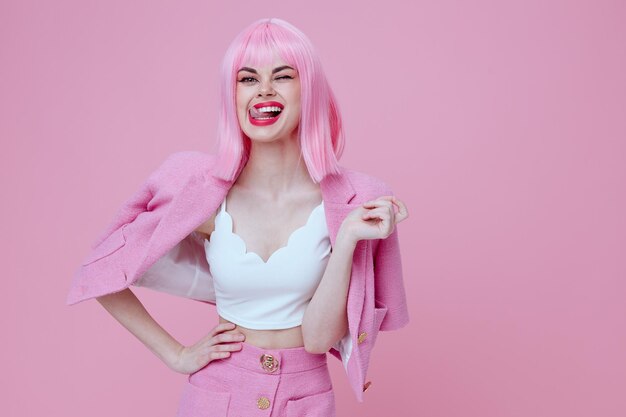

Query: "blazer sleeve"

xmin=84 ymin=150 xmax=187 ymax=253
xmin=66 ymin=152 xmax=210 ymax=306
xmin=373 ymin=186 xmax=410 ymax=331
xmin=88 ymin=174 xmax=155 ymax=251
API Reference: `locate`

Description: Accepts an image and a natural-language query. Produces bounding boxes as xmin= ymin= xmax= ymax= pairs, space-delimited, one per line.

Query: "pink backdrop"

xmin=2 ymin=1 xmax=625 ymax=416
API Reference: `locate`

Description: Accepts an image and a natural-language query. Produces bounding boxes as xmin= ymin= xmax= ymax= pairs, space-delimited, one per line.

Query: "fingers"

xmin=209 ymin=322 xmax=245 ymax=347
xmin=391 ymin=196 xmax=409 ymax=223
xmin=208 ymin=322 xmax=237 ymax=338
xmin=211 ymin=331 xmax=245 ymax=345
xmin=180 ymin=323 xmax=247 ymax=370
xmin=209 ymin=350 xmax=233 ymax=360
xmin=393 ymin=197 xmax=409 ymax=224
xmin=361 ymin=207 xmax=392 ymax=224
xmin=208 ymin=333 xmax=245 ymax=361
xmin=362 ymin=197 xmax=395 ymax=226
xmin=211 ymin=338 xmax=244 ymax=349
xmin=204 ymin=324 xmax=246 ymax=362
xmin=363 ymin=195 xmax=409 ymax=224
xmin=201 ymin=322 xmax=245 ymax=347
xmin=208 ymin=338 xmax=245 ymax=361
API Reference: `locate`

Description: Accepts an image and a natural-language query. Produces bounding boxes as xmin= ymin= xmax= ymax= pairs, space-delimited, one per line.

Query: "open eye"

xmin=237 ymin=75 xmax=294 ymax=83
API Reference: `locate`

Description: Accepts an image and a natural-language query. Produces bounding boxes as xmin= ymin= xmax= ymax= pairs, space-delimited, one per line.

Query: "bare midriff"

xmin=218 ymin=314 xmax=305 ymax=349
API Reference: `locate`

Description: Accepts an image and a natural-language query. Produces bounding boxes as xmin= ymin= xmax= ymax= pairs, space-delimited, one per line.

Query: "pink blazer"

xmin=66 ymin=151 xmax=409 ymax=402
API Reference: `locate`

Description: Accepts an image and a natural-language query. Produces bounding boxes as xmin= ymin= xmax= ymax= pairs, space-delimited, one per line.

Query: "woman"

xmin=67 ymin=18 xmax=409 ymax=416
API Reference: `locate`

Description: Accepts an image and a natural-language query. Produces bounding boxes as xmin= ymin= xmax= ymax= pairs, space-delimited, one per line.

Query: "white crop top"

xmin=203 ymin=197 xmax=331 ymax=330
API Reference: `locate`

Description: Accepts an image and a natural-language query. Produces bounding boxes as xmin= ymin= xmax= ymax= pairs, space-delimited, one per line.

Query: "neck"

xmin=236 ymin=135 xmax=316 ymax=199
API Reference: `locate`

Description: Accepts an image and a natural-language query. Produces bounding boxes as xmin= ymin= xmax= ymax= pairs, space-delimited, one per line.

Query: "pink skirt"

xmin=175 ymin=340 xmax=336 ymax=417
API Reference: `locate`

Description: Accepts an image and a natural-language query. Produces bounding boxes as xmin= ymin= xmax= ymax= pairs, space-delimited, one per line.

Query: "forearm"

xmin=302 ymin=229 xmax=357 ymax=353
xmin=96 ymin=288 xmax=183 ymax=369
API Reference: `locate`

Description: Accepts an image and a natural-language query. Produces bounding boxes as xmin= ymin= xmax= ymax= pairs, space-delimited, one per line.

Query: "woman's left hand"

xmin=338 ymin=196 xmax=409 ymax=246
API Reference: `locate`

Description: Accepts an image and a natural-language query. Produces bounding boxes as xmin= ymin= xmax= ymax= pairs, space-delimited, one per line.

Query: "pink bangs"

xmin=212 ymin=18 xmax=345 ymax=183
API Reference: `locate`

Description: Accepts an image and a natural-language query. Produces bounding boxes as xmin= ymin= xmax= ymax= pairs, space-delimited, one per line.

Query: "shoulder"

xmin=340 ymin=166 xmax=395 ymax=201
xmin=149 ymin=150 xmax=218 ymax=184
xmin=154 ymin=150 xmax=216 ymax=174
xmin=141 ymin=150 xmax=221 ymax=196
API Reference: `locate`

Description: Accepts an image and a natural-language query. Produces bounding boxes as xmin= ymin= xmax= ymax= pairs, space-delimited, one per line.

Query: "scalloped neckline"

xmin=222 ymin=200 xmax=324 ymax=265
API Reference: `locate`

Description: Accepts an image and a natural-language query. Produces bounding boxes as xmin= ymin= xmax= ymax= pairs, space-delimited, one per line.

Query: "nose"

xmin=257 ymin=79 xmax=276 ymax=96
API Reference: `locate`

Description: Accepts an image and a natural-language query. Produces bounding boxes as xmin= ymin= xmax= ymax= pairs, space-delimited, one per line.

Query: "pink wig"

xmin=212 ymin=18 xmax=345 ymax=183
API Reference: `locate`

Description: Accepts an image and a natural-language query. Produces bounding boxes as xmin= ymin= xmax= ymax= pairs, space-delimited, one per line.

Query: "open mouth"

xmin=249 ymin=105 xmax=283 ymax=120
xmin=248 ymin=101 xmax=284 ymax=126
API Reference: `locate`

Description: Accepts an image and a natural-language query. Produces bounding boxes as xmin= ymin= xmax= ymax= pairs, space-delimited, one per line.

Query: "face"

xmin=235 ymin=55 xmax=301 ymax=143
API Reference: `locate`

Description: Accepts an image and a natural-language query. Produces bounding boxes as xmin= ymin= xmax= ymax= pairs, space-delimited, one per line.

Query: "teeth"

xmin=249 ymin=105 xmax=283 ymax=121
xmin=255 ymin=106 xmax=282 ymax=113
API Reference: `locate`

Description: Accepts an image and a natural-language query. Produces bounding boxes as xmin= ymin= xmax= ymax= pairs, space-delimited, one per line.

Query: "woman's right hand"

xmin=169 ymin=322 xmax=245 ymax=374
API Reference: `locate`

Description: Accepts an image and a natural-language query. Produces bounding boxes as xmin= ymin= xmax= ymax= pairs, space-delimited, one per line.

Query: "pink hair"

xmin=212 ymin=18 xmax=345 ymax=183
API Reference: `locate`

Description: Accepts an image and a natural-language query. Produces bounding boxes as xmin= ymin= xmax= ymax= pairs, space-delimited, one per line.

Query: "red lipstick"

xmin=249 ymin=101 xmax=284 ymax=126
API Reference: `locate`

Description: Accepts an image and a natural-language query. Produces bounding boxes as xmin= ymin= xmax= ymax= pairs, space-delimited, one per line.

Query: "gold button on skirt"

xmin=257 ymin=396 xmax=271 ymax=410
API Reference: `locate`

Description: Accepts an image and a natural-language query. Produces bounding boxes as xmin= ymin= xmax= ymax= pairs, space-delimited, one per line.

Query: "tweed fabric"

xmin=176 ymin=341 xmax=335 ymax=417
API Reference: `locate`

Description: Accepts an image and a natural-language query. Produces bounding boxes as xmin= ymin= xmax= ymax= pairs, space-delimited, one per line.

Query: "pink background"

xmin=2 ymin=1 xmax=625 ymax=416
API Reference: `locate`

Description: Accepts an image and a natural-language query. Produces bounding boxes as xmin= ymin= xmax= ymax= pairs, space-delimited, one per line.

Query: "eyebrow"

xmin=237 ymin=65 xmax=295 ymax=74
